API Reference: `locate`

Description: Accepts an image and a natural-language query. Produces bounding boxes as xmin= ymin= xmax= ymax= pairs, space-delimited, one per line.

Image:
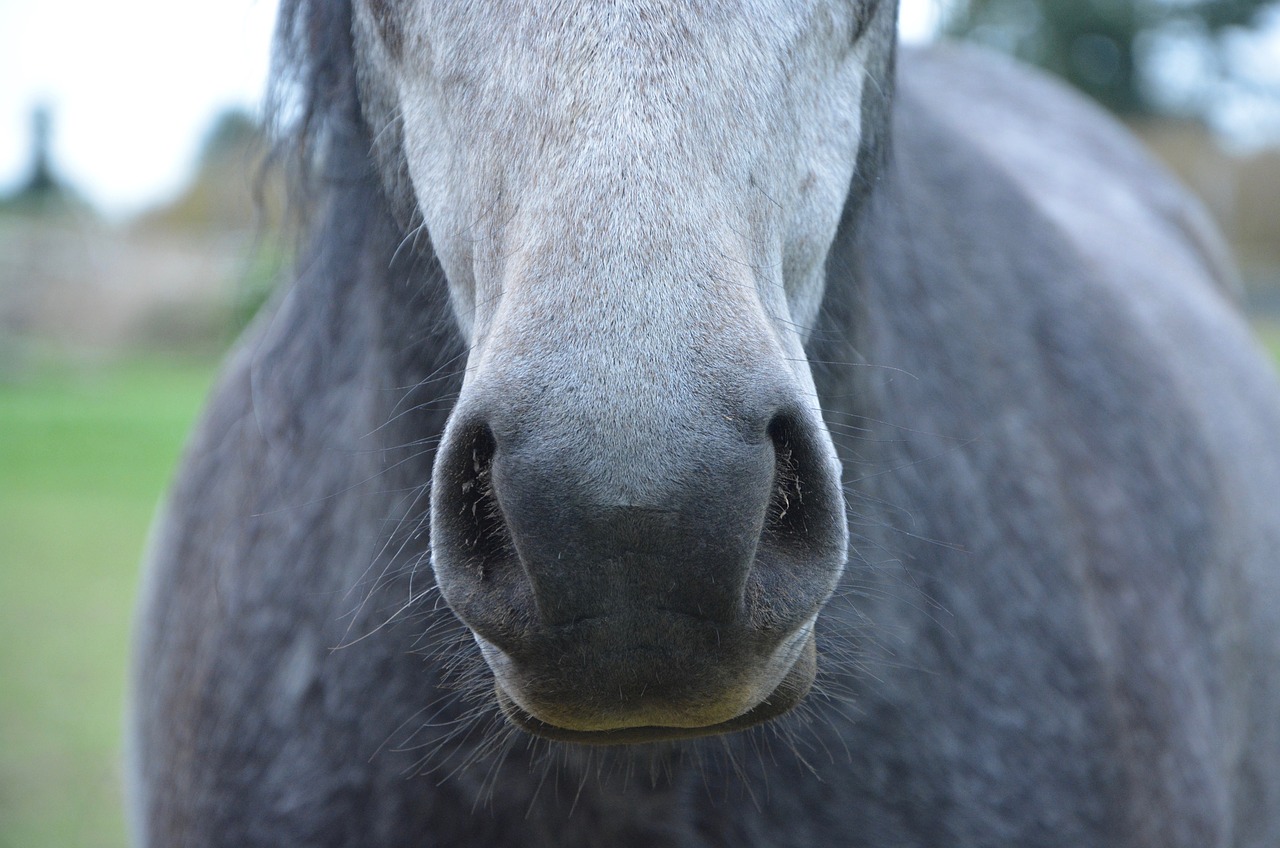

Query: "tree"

xmin=944 ymin=0 xmax=1280 ymax=119
xmin=22 ymin=106 xmax=59 ymax=198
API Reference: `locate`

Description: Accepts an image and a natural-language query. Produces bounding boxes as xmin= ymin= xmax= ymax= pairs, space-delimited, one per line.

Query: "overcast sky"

xmin=0 ymin=2 xmax=997 ymax=218
xmin=0 ymin=0 xmax=281 ymax=217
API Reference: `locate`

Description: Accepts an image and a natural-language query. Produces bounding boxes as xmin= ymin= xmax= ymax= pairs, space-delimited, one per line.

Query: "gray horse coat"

xmin=128 ymin=2 xmax=1280 ymax=844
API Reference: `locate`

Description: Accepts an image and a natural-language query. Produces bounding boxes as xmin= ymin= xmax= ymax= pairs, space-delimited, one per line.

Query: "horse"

xmin=127 ymin=0 xmax=1280 ymax=844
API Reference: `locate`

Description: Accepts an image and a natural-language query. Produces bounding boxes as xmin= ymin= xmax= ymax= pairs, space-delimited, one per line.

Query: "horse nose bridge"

xmin=469 ymin=297 xmax=801 ymax=463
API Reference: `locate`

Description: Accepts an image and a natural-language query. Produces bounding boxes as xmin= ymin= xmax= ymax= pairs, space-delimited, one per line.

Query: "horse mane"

xmin=264 ymin=0 xmax=463 ymax=421
xmin=268 ymin=0 xmax=365 ymax=228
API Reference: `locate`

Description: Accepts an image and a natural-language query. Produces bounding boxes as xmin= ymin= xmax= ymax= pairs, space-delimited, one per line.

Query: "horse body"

xmin=128 ymin=2 xmax=1280 ymax=844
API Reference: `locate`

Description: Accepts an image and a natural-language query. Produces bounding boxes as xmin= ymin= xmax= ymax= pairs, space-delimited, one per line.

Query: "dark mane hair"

xmin=268 ymin=0 xmax=365 ymax=226
xmin=261 ymin=0 xmax=460 ymax=399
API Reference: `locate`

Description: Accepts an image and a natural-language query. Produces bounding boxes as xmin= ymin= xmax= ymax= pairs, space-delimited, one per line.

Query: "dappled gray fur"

xmin=128 ymin=1 xmax=1280 ymax=845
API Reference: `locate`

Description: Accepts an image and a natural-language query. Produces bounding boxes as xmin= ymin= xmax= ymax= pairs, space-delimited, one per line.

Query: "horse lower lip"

xmin=488 ymin=631 xmax=818 ymax=745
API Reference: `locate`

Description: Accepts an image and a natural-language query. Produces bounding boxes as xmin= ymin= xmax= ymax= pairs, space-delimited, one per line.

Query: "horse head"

xmin=350 ymin=0 xmax=899 ymax=742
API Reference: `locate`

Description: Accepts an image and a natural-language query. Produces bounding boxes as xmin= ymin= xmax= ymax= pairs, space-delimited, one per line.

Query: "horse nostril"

xmin=451 ymin=423 xmax=512 ymax=569
xmin=431 ymin=414 xmax=539 ymax=654
xmin=765 ymin=412 xmax=814 ymax=545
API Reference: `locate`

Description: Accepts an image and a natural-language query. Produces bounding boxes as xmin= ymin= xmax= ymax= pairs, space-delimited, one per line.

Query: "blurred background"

xmin=1 ymin=1 xmax=1277 ymax=845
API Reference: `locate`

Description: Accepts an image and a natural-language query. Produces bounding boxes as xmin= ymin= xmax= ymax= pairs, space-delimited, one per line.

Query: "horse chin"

xmin=488 ymin=631 xmax=818 ymax=746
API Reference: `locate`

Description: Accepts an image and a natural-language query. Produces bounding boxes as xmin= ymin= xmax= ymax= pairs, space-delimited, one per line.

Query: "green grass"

xmin=1253 ymin=318 xmax=1280 ymax=362
xmin=0 ymin=355 xmax=217 ymax=848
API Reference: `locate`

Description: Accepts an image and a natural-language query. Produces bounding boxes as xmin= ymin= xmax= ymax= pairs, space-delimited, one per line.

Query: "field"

xmin=1255 ymin=318 xmax=1280 ymax=360
xmin=1 ymin=328 xmax=1278 ymax=848
xmin=0 ymin=355 xmax=217 ymax=848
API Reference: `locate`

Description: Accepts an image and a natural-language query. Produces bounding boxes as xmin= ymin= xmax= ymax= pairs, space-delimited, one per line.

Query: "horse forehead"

xmin=412 ymin=0 xmax=854 ymax=187
xmin=428 ymin=0 xmax=826 ymax=40
xmin=423 ymin=0 xmax=839 ymax=91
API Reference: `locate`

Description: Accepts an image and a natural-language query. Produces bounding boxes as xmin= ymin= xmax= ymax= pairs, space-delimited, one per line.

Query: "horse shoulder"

xmin=828 ymin=45 xmax=1280 ymax=843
